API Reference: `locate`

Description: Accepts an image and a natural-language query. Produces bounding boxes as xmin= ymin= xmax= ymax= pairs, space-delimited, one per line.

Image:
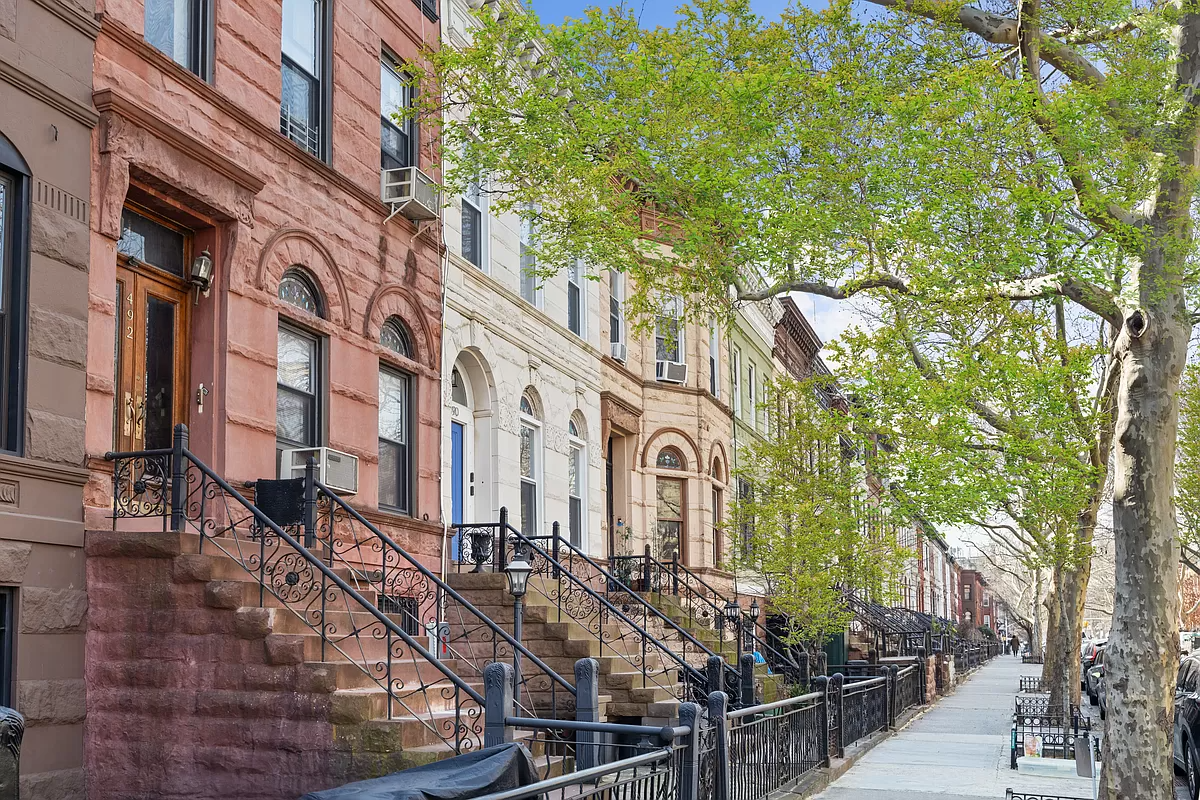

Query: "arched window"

xmin=657 ymin=447 xmax=685 ymax=470
xmin=381 ymin=316 xmax=413 ymax=358
xmin=568 ymin=414 xmax=587 ymax=549
xmin=519 ymin=391 xmax=542 ymax=535
xmin=711 ymin=457 xmax=725 ymax=566
xmin=279 ymin=267 xmax=323 ymax=317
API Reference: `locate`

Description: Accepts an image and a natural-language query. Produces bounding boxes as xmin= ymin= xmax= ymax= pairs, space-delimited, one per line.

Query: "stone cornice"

xmin=31 ymin=0 xmax=100 ymax=39
xmin=93 ymin=88 xmax=266 ymax=195
xmin=0 ymin=60 xmax=98 ymax=128
xmin=0 ymin=452 xmax=91 ymax=486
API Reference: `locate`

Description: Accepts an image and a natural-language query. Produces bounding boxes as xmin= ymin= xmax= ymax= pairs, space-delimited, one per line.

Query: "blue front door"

xmin=451 ymin=421 xmax=464 ymax=560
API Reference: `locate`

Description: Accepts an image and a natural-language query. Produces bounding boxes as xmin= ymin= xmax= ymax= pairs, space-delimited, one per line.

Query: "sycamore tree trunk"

xmin=1100 ymin=274 xmax=1189 ymax=799
xmin=1033 ymin=568 xmax=1044 ymax=659
xmin=1059 ymin=567 xmax=1087 ymax=709
xmin=1043 ymin=584 xmax=1062 ymax=697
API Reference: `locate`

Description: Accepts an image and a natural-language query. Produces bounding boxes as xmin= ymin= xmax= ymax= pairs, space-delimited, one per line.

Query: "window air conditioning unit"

xmin=280 ymin=446 xmax=360 ymax=495
xmin=610 ymin=341 xmax=627 ymax=362
xmin=655 ymin=361 xmax=688 ymax=385
xmin=381 ymin=166 xmax=440 ymax=222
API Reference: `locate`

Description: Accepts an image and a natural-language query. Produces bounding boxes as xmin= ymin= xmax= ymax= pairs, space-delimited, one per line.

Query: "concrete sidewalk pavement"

xmin=810 ymin=657 xmax=1096 ymax=800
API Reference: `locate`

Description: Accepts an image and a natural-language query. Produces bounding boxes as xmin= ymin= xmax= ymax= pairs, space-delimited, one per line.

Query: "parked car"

xmin=1081 ymin=639 xmax=1106 ymax=690
xmin=1174 ymin=654 xmax=1200 ymax=800
xmin=1085 ymin=647 xmax=1105 ymax=704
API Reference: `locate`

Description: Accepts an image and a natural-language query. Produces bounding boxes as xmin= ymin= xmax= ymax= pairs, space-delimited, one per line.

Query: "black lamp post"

xmin=724 ymin=599 xmax=742 ymax=663
xmin=505 ymin=550 xmax=533 ymax=691
xmin=749 ymin=598 xmax=760 ymax=653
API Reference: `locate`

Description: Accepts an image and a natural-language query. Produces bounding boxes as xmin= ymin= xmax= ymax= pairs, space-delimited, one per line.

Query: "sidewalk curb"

xmin=772 ymin=660 xmax=995 ymax=800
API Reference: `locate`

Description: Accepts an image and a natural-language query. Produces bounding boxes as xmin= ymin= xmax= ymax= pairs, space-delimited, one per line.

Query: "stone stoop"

xmin=447 ymin=571 xmax=684 ymax=723
xmin=85 ymin=529 xmax=562 ymax=800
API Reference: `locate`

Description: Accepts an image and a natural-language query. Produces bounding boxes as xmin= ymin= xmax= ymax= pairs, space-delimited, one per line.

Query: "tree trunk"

xmin=1099 ymin=276 xmax=1189 ymax=799
xmin=1043 ymin=582 xmax=1062 ymax=700
xmin=1033 ymin=568 xmax=1044 ymax=659
xmin=1058 ymin=566 xmax=1087 ymax=709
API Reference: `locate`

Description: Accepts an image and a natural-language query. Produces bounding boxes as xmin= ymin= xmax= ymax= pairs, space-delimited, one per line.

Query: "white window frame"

xmin=519 ymin=205 xmax=541 ymax=308
xmin=708 ymin=321 xmax=720 ymax=399
xmin=731 ymin=347 xmax=742 ymax=416
xmin=609 ymin=270 xmax=625 ymax=353
xmin=567 ymin=259 xmax=585 ymax=337
xmin=568 ymin=420 xmax=586 ymax=548
xmin=655 ymin=296 xmax=685 ymax=364
xmin=519 ymin=398 xmax=543 ymax=536
xmin=461 ymin=173 xmax=487 ymax=271
xmin=747 ymin=362 xmax=757 ymax=429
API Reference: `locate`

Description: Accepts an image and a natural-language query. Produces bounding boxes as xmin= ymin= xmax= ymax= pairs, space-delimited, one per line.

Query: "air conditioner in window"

xmin=610 ymin=341 xmax=627 ymax=362
xmin=655 ymin=360 xmax=688 ymax=385
xmin=279 ymin=446 xmax=360 ymax=495
xmin=381 ymin=166 xmax=440 ymax=222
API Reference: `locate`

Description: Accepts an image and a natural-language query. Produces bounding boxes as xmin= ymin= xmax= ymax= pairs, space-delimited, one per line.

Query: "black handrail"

xmin=313 ymin=480 xmax=575 ymax=699
xmin=507 ymin=520 xmax=742 ymax=695
xmin=106 ymin=428 xmax=487 ymax=753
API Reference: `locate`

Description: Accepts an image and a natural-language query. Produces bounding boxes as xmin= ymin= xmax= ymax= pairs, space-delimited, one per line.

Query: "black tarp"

xmin=298 ymin=743 xmax=540 ymax=800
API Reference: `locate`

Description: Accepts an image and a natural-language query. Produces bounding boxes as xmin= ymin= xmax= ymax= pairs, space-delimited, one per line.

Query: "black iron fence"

xmin=726 ymin=691 xmax=825 ymax=800
xmin=1010 ymin=698 xmax=1092 ymax=769
xmin=840 ymin=676 xmax=889 ymax=748
xmin=1019 ymin=676 xmax=1047 ymax=693
xmin=1022 ymin=654 xmax=1045 ymax=664
xmin=1005 ymin=792 xmax=1090 ymax=800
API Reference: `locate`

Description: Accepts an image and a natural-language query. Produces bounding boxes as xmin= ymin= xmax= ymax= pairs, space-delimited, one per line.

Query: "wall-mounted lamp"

xmin=190 ymin=249 xmax=214 ymax=297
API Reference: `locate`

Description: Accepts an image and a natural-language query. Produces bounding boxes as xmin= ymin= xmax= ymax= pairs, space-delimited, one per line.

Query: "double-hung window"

xmin=461 ymin=177 xmax=484 ymax=269
xmin=380 ymin=55 xmax=415 ymax=171
xmin=378 ymin=318 xmax=413 ymax=513
xmin=519 ymin=207 xmax=539 ymax=305
xmin=280 ymin=0 xmax=326 ymax=159
xmin=747 ymin=363 xmax=757 ymax=429
xmin=276 ymin=269 xmax=324 ymax=458
xmin=145 ymin=0 xmax=210 ymax=77
xmin=609 ymin=270 xmax=625 ymax=359
xmin=655 ymin=297 xmax=683 ymax=363
xmin=568 ymin=419 xmax=585 ymax=547
xmin=567 ymin=260 xmax=584 ymax=337
xmin=519 ymin=395 xmax=541 ymax=536
xmin=708 ymin=321 xmax=720 ymax=398
xmin=0 ymin=145 xmax=27 ymax=454
xmin=731 ymin=347 xmax=742 ymax=416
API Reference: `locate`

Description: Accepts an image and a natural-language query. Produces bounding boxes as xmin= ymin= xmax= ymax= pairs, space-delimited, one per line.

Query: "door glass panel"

xmin=143 ymin=295 xmax=177 ymax=449
xmin=118 ymin=209 xmax=186 ymax=277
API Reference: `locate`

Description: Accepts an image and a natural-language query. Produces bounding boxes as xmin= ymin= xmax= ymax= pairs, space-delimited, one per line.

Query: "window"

xmin=519 ymin=208 xmax=539 ymax=306
xmin=567 ymin=260 xmax=584 ymax=336
xmin=381 ymin=317 xmax=413 ymax=358
xmin=0 ymin=141 xmax=28 ymax=454
xmin=568 ymin=418 xmax=585 ymax=547
xmin=708 ymin=322 xmax=720 ymax=398
xmin=117 ymin=207 xmax=187 ymax=277
xmin=747 ymin=363 xmax=757 ymax=429
xmin=380 ymin=55 xmax=416 ymax=171
xmin=0 ymin=588 xmax=9 ymax=706
xmin=277 ymin=269 xmax=323 ymax=451
xmin=737 ymin=478 xmax=754 ymax=551
xmin=280 ymin=0 xmax=327 ymax=159
xmin=519 ymin=393 xmax=541 ymax=536
xmin=412 ymin=0 xmax=437 ymax=23
xmin=656 ymin=477 xmax=683 ymax=561
xmin=609 ymin=270 xmax=625 ymax=354
xmin=656 ymin=447 xmax=685 ymax=470
xmin=378 ymin=366 xmax=411 ymax=513
xmin=731 ymin=347 xmax=742 ymax=416
xmin=655 ymin=296 xmax=683 ymax=363
xmin=145 ymin=0 xmax=209 ymax=77
xmin=964 ymin=584 xmax=971 ymax=600
xmin=711 ymin=459 xmax=723 ymax=566
xmin=461 ymin=176 xmax=484 ymax=269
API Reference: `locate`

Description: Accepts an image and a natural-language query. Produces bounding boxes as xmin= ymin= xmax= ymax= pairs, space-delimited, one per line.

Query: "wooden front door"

xmin=114 ymin=264 xmax=190 ymax=452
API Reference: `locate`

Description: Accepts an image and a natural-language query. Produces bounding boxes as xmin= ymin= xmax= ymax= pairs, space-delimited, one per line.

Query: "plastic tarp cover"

xmin=298 ymin=743 xmax=540 ymax=800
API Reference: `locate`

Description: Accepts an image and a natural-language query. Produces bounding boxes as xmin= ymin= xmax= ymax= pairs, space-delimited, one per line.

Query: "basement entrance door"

xmin=114 ymin=263 xmax=190 ymax=452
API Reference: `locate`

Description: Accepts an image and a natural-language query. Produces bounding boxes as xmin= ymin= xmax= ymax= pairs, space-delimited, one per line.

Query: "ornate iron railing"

xmin=840 ymin=675 xmax=888 ymax=748
xmin=310 ymin=481 xmax=575 ymax=720
xmin=893 ymin=664 xmax=922 ymax=717
xmin=106 ymin=426 xmax=487 ymax=753
xmin=612 ymin=548 xmax=806 ymax=696
xmin=1022 ymin=653 xmax=1046 ymax=664
xmin=1010 ymin=700 xmax=1092 ymax=769
xmin=1020 ymin=676 xmax=1047 ymax=693
xmin=726 ymin=691 xmax=825 ymax=800
xmin=454 ymin=516 xmax=741 ymax=705
xmin=1005 ymin=792 xmax=1091 ymax=800
xmin=475 ymin=747 xmax=677 ymax=800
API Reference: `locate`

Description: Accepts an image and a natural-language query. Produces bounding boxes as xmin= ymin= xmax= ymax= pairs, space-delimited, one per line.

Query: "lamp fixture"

xmin=723 ymin=599 xmax=740 ymax=624
xmin=749 ymin=599 xmax=760 ymax=622
xmin=190 ymin=249 xmax=214 ymax=295
xmin=504 ymin=552 xmax=533 ymax=599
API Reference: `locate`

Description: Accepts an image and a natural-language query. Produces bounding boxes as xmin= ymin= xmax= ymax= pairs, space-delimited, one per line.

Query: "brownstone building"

xmin=0 ymin=0 xmax=96 ymax=791
xmin=82 ymin=0 xmax=445 ymax=794
xmin=960 ymin=568 xmax=995 ymax=630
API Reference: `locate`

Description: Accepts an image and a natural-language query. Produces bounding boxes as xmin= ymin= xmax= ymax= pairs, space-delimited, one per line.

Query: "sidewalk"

xmin=811 ymin=657 xmax=1096 ymax=800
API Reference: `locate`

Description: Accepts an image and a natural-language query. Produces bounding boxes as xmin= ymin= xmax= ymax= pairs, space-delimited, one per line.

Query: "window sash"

xmin=461 ymin=196 xmax=482 ymax=267
xmin=381 ymin=58 xmax=413 ymax=170
xmin=277 ymin=325 xmax=320 ymax=448
xmin=281 ymin=56 xmax=321 ymax=157
xmin=145 ymin=0 xmax=206 ymax=75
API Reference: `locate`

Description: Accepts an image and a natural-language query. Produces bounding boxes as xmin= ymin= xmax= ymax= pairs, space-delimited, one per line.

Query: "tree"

xmin=424 ymin=1 xmax=1195 ymax=793
xmin=727 ymin=376 xmax=907 ymax=645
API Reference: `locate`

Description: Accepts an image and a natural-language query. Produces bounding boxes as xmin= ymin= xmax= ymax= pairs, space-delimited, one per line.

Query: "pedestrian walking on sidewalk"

xmin=1010 ymin=634 xmax=1020 ymax=656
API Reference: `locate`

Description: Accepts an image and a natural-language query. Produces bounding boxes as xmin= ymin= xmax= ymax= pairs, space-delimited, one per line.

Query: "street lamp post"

xmin=724 ymin=599 xmax=742 ymax=664
xmin=504 ymin=550 xmax=533 ymax=694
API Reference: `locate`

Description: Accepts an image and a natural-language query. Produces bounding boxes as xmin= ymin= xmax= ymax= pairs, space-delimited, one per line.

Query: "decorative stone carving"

xmin=0 ymin=706 xmax=24 ymax=800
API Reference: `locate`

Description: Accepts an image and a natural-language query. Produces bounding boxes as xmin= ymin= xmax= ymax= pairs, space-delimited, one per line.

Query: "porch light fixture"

xmin=724 ymin=599 xmax=740 ymax=624
xmin=190 ymin=249 xmax=214 ymax=295
xmin=749 ymin=599 xmax=760 ymax=622
xmin=504 ymin=552 xmax=533 ymax=599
